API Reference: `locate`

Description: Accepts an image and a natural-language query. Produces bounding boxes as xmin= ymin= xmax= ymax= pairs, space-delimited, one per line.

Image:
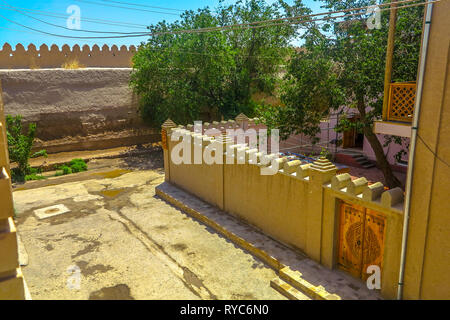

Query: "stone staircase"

xmin=335 ymin=150 xmax=376 ymax=169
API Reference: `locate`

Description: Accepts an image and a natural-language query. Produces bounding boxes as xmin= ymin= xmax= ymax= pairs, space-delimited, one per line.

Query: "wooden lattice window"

xmin=387 ymin=82 xmax=416 ymax=122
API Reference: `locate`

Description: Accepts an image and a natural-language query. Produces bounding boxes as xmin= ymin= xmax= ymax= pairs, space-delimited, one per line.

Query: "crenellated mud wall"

xmin=0 ymin=43 xmax=136 ymax=69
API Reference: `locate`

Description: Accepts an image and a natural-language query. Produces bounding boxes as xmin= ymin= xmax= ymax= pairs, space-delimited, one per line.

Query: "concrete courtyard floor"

xmin=12 ymin=153 xmax=286 ymax=300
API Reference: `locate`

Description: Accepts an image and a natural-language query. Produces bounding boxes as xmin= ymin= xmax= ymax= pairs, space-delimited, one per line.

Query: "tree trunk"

xmin=357 ymin=98 xmax=403 ymax=189
xmin=363 ymin=126 xmax=403 ymax=188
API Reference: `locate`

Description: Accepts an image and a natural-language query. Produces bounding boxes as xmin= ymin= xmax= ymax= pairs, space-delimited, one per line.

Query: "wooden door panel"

xmin=361 ymin=209 xmax=386 ymax=281
xmin=338 ymin=202 xmax=365 ymax=277
xmin=342 ymin=129 xmax=355 ymax=148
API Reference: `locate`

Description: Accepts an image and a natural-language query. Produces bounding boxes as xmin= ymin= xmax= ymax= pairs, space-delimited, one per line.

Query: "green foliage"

xmin=25 ymin=173 xmax=46 ymax=181
xmin=260 ymin=0 xmax=423 ymax=139
xmin=130 ymin=0 xmax=311 ymax=126
xmin=61 ymin=166 xmax=72 ymax=175
xmin=257 ymin=0 xmax=423 ymax=187
xmin=68 ymin=158 xmax=88 ymax=173
xmin=383 ymin=135 xmax=409 ymax=164
xmin=23 ymin=167 xmax=46 ymax=181
xmin=6 ymin=115 xmax=47 ymax=182
xmin=320 ymin=147 xmax=332 ymax=160
xmin=55 ymin=159 xmax=87 ymax=176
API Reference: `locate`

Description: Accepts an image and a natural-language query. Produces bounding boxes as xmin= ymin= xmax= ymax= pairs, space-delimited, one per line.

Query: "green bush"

xmin=25 ymin=173 xmax=46 ymax=181
xmin=55 ymin=159 xmax=87 ymax=176
xmin=68 ymin=158 xmax=87 ymax=173
xmin=6 ymin=115 xmax=47 ymax=182
xmin=61 ymin=165 xmax=72 ymax=175
xmin=24 ymin=167 xmax=46 ymax=181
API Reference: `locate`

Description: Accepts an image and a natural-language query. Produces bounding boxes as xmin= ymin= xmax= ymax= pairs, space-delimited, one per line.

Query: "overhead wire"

xmin=0 ymin=0 xmax=150 ymax=35
xmin=97 ymin=0 xmax=184 ymax=12
xmin=150 ymin=0 xmax=434 ymax=36
xmin=0 ymin=0 xmax=435 ymax=40
xmin=416 ymin=134 xmax=450 ymax=168
xmin=73 ymin=0 xmax=181 ymax=15
xmin=0 ymin=5 xmax=150 ymax=29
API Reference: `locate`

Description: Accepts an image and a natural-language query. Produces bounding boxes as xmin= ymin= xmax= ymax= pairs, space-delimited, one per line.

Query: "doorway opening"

xmin=342 ymin=115 xmax=364 ymax=149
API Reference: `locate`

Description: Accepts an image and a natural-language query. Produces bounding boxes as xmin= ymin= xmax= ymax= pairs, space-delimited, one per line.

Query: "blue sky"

xmin=0 ymin=0 xmax=324 ymax=49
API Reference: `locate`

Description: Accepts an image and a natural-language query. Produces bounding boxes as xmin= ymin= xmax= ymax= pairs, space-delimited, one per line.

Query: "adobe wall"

xmin=162 ymin=116 xmax=405 ymax=299
xmin=0 ymin=43 xmax=136 ymax=69
xmin=0 ymin=68 xmax=158 ymax=153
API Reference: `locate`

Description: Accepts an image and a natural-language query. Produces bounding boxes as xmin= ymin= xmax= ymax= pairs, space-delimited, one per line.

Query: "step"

xmin=270 ymin=278 xmax=311 ymax=300
xmin=356 ymin=160 xmax=371 ymax=166
xmin=280 ymin=267 xmax=341 ymax=300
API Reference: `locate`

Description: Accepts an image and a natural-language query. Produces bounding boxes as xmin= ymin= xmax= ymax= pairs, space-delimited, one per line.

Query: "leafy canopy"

xmin=130 ymin=0 xmax=311 ymax=127
xmin=259 ymin=0 xmax=424 ymax=139
xmin=256 ymin=0 xmax=424 ymax=188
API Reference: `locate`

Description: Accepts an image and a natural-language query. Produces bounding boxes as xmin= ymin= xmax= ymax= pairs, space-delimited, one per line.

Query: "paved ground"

xmin=13 ymin=152 xmax=286 ymax=300
xmin=156 ymin=182 xmax=382 ymax=300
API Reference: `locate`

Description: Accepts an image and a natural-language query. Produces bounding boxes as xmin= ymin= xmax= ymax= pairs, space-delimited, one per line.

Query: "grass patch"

xmin=25 ymin=173 xmax=47 ymax=181
xmin=24 ymin=167 xmax=46 ymax=181
xmin=55 ymin=158 xmax=88 ymax=176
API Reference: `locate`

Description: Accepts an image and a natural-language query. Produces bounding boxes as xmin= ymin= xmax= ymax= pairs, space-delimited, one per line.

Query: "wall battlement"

xmin=0 ymin=43 xmax=137 ymax=69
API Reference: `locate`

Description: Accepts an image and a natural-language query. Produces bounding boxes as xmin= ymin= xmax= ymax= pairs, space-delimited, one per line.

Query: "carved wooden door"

xmin=338 ymin=201 xmax=386 ymax=281
xmin=361 ymin=209 xmax=386 ymax=281
xmin=338 ymin=202 xmax=366 ymax=277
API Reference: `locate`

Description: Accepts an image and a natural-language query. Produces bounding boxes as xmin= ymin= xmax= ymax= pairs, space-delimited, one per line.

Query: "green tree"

xmin=130 ymin=0 xmax=311 ymax=126
xmin=258 ymin=0 xmax=424 ymax=188
xmin=6 ymin=115 xmax=47 ymax=182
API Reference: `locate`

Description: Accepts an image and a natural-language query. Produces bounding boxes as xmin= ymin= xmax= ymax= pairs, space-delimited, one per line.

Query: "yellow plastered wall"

xmin=0 ymin=43 xmax=136 ymax=69
xmin=224 ymin=162 xmax=309 ymax=251
xmin=168 ymin=130 xmax=224 ymax=209
xmin=0 ymin=81 xmax=26 ymax=300
xmin=403 ymin=0 xmax=450 ymax=300
xmin=162 ymin=117 xmax=405 ymax=299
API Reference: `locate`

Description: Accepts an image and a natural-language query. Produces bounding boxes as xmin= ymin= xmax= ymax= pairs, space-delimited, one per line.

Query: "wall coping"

xmin=166 ymin=114 xmax=406 ymax=214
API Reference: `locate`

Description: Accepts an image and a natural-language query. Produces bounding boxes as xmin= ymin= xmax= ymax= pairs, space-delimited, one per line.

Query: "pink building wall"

xmin=278 ymin=110 xmax=410 ymax=170
xmin=363 ymin=135 xmax=410 ymax=167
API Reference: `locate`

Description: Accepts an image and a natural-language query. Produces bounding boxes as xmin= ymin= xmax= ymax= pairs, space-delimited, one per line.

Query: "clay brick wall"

xmin=0 ymin=68 xmax=158 ymax=153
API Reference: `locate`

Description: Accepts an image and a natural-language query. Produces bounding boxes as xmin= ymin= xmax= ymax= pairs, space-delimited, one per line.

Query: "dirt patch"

xmin=231 ymin=293 xmax=257 ymax=300
xmin=92 ymin=169 xmax=131 ymax=179
xmin=183 ymin=267 xmax=205 ymax=290
xmin=71 ymin=240 xmax=102 ymax=259
xmin=154 ymin=225 xmax=169 ymax=231
xmin=88 ymin=284 xmax=134 ymax=300
xmin=100 ymin=189 xmax=126 ymax=198
xmin=45 ymin=208 xmax=61 ymax=214
xmin=171 ymin=243 xmax=188 ymax=251
xmin=76 ymin=261 xmax=114 ymax=276
xmin=48 ymin=209 xmax=97 ymax=226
